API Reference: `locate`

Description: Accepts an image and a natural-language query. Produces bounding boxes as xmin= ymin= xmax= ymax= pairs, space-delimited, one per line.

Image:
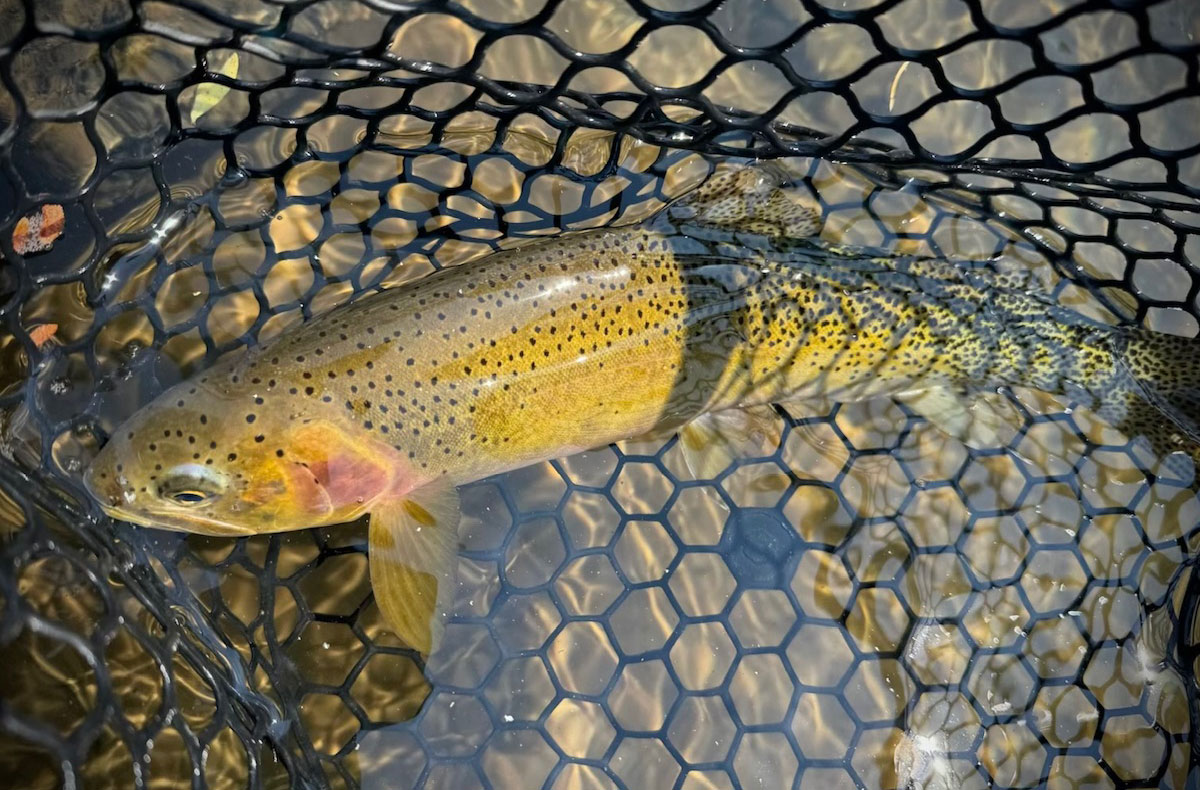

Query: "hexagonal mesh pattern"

xmin=2 ymin=1 xmax=1200 ymax=789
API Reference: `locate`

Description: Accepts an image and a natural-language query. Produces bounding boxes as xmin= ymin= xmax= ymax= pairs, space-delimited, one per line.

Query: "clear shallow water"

xmin=3 ymin=0 xmax=1200 ymax=788
xmin=5 ymin=399 xmax=1198 ymax=788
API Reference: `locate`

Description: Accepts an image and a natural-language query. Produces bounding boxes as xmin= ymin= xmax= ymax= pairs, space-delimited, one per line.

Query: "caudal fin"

xmin=1099 ymin=330 xmax=1200 ymax=484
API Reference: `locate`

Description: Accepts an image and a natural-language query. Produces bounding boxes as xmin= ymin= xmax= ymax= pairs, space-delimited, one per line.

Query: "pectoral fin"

xmin=368 ymin=481 xmax=461 ymax=656
xmin=895 ymin=386 xmax=1018 ymax=449
xmin=678 ymin=405 xmax=783 ymax=480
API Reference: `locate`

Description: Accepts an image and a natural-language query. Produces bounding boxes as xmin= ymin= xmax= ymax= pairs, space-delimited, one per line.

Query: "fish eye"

xmin=169 ymin=489 xmax=210 ymax=505
xmin=159 ymin=464 xmax=225 ymax=507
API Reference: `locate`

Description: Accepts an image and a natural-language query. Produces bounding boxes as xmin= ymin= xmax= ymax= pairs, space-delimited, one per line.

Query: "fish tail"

xmin=1098 ymin=329 xmax=1200 ymax=483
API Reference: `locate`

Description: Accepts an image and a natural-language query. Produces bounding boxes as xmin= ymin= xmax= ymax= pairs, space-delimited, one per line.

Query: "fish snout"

xmin=83 ymin=463 xmax=134 ymax=511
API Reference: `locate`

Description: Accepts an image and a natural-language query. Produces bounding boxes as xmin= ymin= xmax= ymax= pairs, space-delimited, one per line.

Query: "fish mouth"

xmin=94 ymin=501 xmax=254 ymax=537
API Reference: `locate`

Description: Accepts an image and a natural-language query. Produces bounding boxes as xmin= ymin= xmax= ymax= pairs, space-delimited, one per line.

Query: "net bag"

xmin=2 ymin=1 xmax=1200 ymax=788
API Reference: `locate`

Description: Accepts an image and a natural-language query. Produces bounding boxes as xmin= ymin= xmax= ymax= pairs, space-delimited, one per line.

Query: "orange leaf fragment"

xmin=12 ymin=204 xmax=65 ymax=255
xmin=28 ymin=323 xmax=59 ymax=349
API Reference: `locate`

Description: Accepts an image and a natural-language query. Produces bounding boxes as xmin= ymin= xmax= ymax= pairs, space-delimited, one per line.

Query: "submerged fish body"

xmin=84 ymin=165 xmax=1200 ymax=653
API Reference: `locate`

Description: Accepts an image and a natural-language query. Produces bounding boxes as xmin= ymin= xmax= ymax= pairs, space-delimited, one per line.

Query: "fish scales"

xmin=97 ymin=223 xmax=1128 ymax=505
xmin=207 ymin=235 xmax=990 ymax=480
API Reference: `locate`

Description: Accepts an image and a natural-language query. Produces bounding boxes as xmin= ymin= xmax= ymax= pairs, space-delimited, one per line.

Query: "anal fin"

xmin=678 ymin=405 xmax=783 ymax=480
xmin=895 ymin=385 xmax=1020 ymax=449
xmin=368 ymin=480 xmax=461 ymax=656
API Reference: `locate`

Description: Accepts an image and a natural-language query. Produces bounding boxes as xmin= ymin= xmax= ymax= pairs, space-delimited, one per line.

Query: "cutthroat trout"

xmin=84 ymin=165 xmax=1200 ymax=654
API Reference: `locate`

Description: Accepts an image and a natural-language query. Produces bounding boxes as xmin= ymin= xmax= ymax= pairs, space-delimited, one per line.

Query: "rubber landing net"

xmin=2 ymin=0 xmax=1200 ymax=788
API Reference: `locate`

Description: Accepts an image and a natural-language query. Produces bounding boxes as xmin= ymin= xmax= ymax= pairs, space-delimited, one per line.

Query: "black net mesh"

xmin=2 ymin=0 xmax=1200 ymax=788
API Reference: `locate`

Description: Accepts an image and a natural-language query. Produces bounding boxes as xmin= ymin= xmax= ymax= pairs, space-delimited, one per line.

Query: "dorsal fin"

xmin=665 ymin=163 xmax=822 ymax=239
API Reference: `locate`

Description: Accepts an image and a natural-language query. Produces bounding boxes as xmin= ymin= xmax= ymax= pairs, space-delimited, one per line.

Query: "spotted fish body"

xmin=85 ymin=166 xmax=1200 ymax=653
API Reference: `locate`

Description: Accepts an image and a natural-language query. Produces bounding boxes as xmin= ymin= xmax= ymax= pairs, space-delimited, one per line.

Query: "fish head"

xmin=85 ymin=378 xmax=408 ymax=536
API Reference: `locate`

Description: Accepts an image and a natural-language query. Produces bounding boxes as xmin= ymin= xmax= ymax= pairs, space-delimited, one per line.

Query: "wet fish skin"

xmin=81 ymin=226 xmax=984 ymax=532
